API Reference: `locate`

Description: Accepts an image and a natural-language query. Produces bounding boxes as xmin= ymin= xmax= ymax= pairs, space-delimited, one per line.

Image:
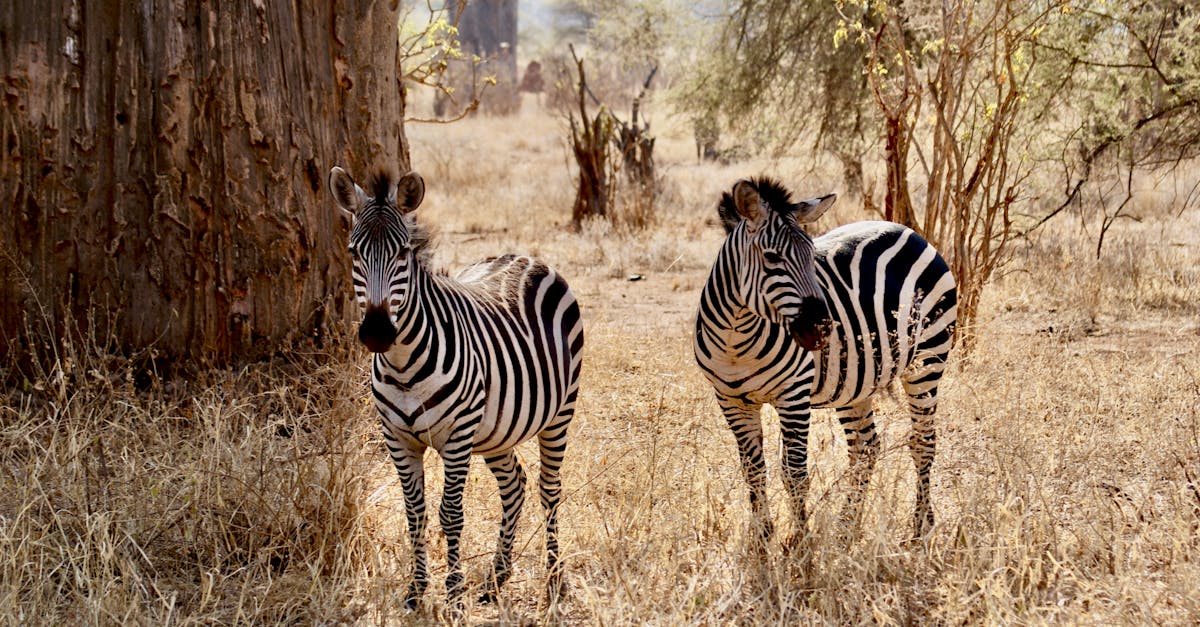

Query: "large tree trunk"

xmin=0 ymin=1 xmax=407 ymax=375
xmin=445 ymin=0 xmax=519 ymax=115
xmin=883 ymin=114 xmax=917 ymax=230
xmin=450 ymin=0 xmax=517 ymax=76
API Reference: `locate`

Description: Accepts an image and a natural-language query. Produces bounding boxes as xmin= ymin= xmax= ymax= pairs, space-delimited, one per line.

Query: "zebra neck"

xmin=699 ymin=238 xmax=749 ymax=322
xmin=384 ymin=263 xmax=459 ymax=384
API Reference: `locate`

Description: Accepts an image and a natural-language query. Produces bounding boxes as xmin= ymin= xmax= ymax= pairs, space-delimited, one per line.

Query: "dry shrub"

xmin=610 ymin=184 xmax=657 ymax=232
xmin=0 ymin=330 xmax=392 ymax=623
xmin=4 ymin=106 xmax=1200 ymax=624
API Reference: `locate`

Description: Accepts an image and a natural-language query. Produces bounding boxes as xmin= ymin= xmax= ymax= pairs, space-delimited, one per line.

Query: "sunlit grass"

xmin=2 ymin=99 xmax=1198 ymax=624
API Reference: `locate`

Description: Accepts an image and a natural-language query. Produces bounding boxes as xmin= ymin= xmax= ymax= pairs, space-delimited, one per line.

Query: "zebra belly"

xmin=471 ymin=351 xmax=566 ymax=455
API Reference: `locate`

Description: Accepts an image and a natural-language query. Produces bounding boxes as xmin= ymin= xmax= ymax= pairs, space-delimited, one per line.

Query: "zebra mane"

xmin=366 ymin=169 xmax=393 ymax=204
xmin=365 ymin=169 xmax=438 ymax=267
xmin=717 ymin=176 xmax=800 ymax=234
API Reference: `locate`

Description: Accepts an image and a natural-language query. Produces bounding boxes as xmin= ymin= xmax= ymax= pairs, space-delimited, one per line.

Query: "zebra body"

xmin=694 ymin=178 xmax=956 ymax=542
xmin=699 ymin=221 xmax=956 ymax=406
xmin=330 ymin=167 xmax=583 ymax=609
xmin=375 ymin=254 xmax=579 ymax=453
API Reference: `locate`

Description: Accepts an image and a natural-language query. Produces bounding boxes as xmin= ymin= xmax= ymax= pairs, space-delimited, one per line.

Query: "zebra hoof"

xmin=913 ymin=512 xmax=934 ymax=539
xmin=440 ymin=600 xmax=467 ymax=623
xmin=750 ymin=519 xmax=774 ymax=552
xmin=403 ymin=581 xmax=425 ymax=612
xmin=545 ymin=569 xmax=565 ymax=602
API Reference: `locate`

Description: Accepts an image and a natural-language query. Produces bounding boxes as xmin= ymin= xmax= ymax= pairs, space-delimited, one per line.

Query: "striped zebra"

xmin=694 ymin=177 xmax=956 ymax=543
xmin=328 ymin=167 xmax=585 ymax=608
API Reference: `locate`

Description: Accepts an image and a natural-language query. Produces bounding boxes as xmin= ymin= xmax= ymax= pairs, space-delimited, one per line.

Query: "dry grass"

xmin=2 ymin=96 xmax=1199 ymax=624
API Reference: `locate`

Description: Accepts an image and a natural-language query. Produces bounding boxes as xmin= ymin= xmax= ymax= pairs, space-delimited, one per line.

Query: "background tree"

xmin=1024 ymin=0 xmax=1200 ymax=244
xmin=553 ymin=2 xmax=682 ymax=230
xmin=859 ymin=0 xmax=1200 ymax=340
xmin=681 ymin=0 xmax=876 ymax=196
xmin=439 ymin=0 xmax=520 ymax=115
xmin=0 ymin=1 xmax=408 ymax=376
xmin=566 ymin=45 xmax=615 ymax=226
xmin=860 ymin=0 xmax=1053 ymax=344
xmin=681 ymin=0 xmax=1200 ymax=346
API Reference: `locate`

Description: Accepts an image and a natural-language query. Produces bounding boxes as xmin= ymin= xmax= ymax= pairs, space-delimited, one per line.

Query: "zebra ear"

xmin=716 ymin=191 xmax=742 ymax=234
xmin=329 ymin=167 xmax=365 ymax=217
xmin=732 ymin=179 xmax=767 ymax=228
xmin=396 ymin=171 xmax=425 ymax=213
xmin=793 ymin=193 xmax=836 ymax=224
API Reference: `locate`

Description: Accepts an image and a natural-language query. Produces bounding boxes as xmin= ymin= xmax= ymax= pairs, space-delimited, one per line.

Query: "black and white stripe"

xmin=694 ymin=177 xmax=956 ymax=542
xmin=329 ymin=167 xmax=585 ymax=608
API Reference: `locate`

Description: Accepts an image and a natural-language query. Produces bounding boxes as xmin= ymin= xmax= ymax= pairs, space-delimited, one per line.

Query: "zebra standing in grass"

xmin=694 ymin=177 xmax=956 ymax=543
xmin=329 ymin=167 xmax=584 ymax=609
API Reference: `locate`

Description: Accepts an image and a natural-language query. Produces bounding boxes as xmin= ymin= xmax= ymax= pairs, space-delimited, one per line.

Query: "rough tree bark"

xmin=883 ymin=114 xmax=917 ymax=230
xmin=0 ymin=1 xmax=408 ymax=374
xmin=869 ymin=14 xmax=919 ymax=232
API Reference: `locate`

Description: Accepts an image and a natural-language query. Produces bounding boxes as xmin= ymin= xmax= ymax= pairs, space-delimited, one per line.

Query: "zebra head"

xmin=718 ymin=177 xmax=836 ymax=351
xmin=329 ymin=166 xmax=426 ymax=353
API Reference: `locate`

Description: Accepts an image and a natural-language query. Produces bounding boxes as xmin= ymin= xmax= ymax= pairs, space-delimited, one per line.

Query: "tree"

xmin=681 ymin=0 xmax=876 ymax=196
xmin=684 ymin=0 xmax=1200 ymax=347
xmin=566 ymin=46 xmax=614 ymax=225
xmin=861 ymin=0 xmax=1048 ymax=344
xmin=1022 ymin=1 xmax=1200 ymax=246
xmin=857 ymin=0 xmax=1200 ymax=341
xmin=450 ymin=0 xmax=518 ymax=77
xmin=0 ymin=1 xmax=409 ymax=376
xmin=564 ymin=45 xmax=660 ymax=230
xmin=439 ymin=0 xmax=520 ymax=115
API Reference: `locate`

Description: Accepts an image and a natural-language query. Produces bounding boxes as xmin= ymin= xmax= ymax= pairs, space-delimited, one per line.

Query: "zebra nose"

xmin=788 ymin=297 xmax=831 ymax=351
xmin=358 ymin=306 xmax=398 ymax=353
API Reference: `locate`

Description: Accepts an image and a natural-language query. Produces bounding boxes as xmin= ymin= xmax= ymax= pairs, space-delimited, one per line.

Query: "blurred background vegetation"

xmin=1 ymin=1 xmax=1198 ymax=623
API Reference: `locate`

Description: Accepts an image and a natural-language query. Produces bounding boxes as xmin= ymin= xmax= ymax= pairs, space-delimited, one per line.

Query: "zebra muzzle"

xmin=788 ymin=319 xmax=830 ymax=352
xmin=358 ymin=306 xmax=398 ymax=353
xmin=788 ymin=297 xmax=831 ymax=352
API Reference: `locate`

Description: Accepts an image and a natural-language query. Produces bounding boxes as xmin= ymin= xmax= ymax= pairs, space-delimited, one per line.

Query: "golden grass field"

xmin=2 ymin=97 xmax=1199 ymax=625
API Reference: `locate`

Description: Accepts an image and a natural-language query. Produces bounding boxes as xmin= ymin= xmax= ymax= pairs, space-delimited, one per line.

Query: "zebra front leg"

xmin=836 ymin=403 xmax=880 ymax=529
xmin=718 ymin=396 xmax=772 ymax=546
xmin=903 ymin=366 xmax=942 ymax=537
xmin=538 ymin=412 xmax=572 ymax=600
xmin=480 ymin=450 xmax=526 ymax=604
xmin=438 ymin=434 xmax=475 ymax=606
xmin=775 ymin=397 xmax=813 ymax=550
xmin=390 ymin=442 xmax=429 ymax=610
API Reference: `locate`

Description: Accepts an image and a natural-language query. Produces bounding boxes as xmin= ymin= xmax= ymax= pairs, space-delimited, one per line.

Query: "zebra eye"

xmin=763 ymin=251 xmax=784 ymax=265
xmin=348 ymin=246 xmax=360 ymax=261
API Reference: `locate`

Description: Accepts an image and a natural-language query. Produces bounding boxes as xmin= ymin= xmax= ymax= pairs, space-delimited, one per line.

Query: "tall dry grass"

xmin=2 ymin=95 xmax=1198 ymax=624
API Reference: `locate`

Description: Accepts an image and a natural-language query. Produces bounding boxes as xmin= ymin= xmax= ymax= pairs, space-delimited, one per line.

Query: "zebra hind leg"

xmin=836 ymin=402 xmax=880 ymax=530
xmin=902 ymin=360 xmax=944 ymax=537
xmin=537 ymin=410 xmax=572 ymax=601
xmin=480 ymin=451 xmax=526 ymax=604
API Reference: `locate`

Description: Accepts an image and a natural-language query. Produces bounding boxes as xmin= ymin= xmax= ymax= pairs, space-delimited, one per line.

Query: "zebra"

xmin=693 ymin=177 xmax=956 ymax=544
xmin=328 ymin=166 xmax=585 ymax=609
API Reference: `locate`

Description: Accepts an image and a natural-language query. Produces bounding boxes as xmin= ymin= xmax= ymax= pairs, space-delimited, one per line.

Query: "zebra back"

xmin=809 ymin=221 xmax=957 ymax=408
